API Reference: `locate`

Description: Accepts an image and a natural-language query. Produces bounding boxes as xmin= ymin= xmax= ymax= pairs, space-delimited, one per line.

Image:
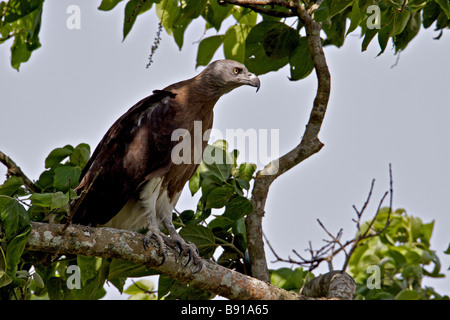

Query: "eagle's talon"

xmin=184 ymin=249 xmax=192 ymax=267
xmin=175 ymin=240 xmax=183 ymax=256
xmin=157 ymin=253 xmax=166 ymax=266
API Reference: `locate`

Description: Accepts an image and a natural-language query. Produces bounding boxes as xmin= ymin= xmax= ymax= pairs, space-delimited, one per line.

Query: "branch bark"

xmin=26 ymin=221 xmax=299 ymax=300
xmin=26 ymin=221 xmax=354 ymax=300
xmin=229 ymin=0 xmax=332 ymax=281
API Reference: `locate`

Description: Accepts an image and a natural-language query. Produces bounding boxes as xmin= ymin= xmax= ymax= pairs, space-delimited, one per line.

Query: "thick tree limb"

xmin=26 ymin=222 xmax=355 ymax=300
xmin=301 ymin=271 xmax=356 ymax=300
xmin=26 ymin=221 xmax=299 ymax=300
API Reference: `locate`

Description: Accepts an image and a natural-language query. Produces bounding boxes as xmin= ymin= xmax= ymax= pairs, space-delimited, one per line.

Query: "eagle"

xmin=70 ymin=59 xmax=260 ymax=270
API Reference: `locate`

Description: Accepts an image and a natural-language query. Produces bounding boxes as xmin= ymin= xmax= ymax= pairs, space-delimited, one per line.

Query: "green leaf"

xmin=395 ymin=289 xmax=421 ymax=300
xmin=208 ymin=216 xmax=234 ymax=233
xmin=50 ymin=191 xmax=69 ymax=210
xmin=329 ymin=0 xmax=354 ymax=18
xmin=35 ymin=170 xmax=54 ymax=191
xmin=232 ymin=216 xmax=247 ymax=246
xmin=205 ymin=185 xmax=235 ymax=209
xmin=156 ymin=0 xmax=180 ymax=36
xmin=270 ymin=267 xmax=307 ymax=291
xmin=346 ymin=0 xmax=361 ymax=36
xmin=77 ymin=256 xmax=103 ymax=285
xmin=178 ymin=0 xmax=206 ymax=22
xmin=98 ymin=0 xmax=124 ymax=11
xmin=313 ymin=0 xmax=330 ymax=22
xmin=199 ymin=144 xmax=234 ymax=182
xmin=29 ymin=192 xmax=52 ymax=207
xmin=244 ymin=21 xmax=291 ymax=75
xmin=436 ymin=0 xmax=450 ymax=19
xmin=158 ymin=274 xmax=174 ymax=299
xmin=444 ymin=243 xmax=450 ymax=255
xmin=3 ymin=0 xmax=43 ymax=23
xmin=123 ymin=0 xmax=155 ymax=40
xmin=108 ymin=259 xmax=156 ymax=292
xmin=223 ymin=24 xmax=250 ymax=63
xmin=377 ymin=24 xmax=391 ymax=56
xmin=423 ymin=1 xmax=441 ymax=29
xmin=179 ymin=209 xmax=195 ymax=225
xmin=53 ymin=165 xmax=81 ymax=191
xmin=188 ymin=170 xmax=201 ymax=195
xmin=361 ymin=28 xmax=378 ymax=52
xmin=237 ymin=162 xmax=256 ymax=182
xmin=70 ymin=143 xmax=91 ymax=169
xmin=223 ymin=196 xmax=253 ymax=221
xmin=0 ymin=198 xmax=29 ymax=241
xmin=393 ymin=11 xmax=421 ymax=52
xmin=289 ymin=37 xmax=314 ymax=81
xmin=393 ymin=9 xmax=411 ymax=36
xmin=261 ymin=22 xmax=300 ymax=60
xmin=196 ymin=35 xmax=224 ymax=68
xmin=6 ymin=228 xmax=31 ymax=272
xmin=204 ymin=0 xmax=232 ymax=31
xmin=0 ymin=246 xmax=7 ymax=280
xmin=45 ymin=145 xmax=74 ymax=169
xmin=179 ymin=224 xmax=216 ymax=258
xmin=0 ymin=176 xmax=25 ymax=196
xmin=125 ymin=279 xmax=155 ymax=294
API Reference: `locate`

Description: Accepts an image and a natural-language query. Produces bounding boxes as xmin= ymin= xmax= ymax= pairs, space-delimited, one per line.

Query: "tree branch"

xmin=300 ymin=270 xmax=355 ymax=300
xmin=219 ymin=0 xmax=296 ymax=17
xmin=244 ymin=1 xmax=331 ymax=281
xmin=26 ymin=221 xmax=355 ymax=299
xmin=26 ymin=221 xmax=299 ymax=300
xmin=0 ymin=150 xmax=40 ymax=193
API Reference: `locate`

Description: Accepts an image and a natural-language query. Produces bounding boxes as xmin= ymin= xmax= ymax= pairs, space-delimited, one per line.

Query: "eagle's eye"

xmin=233 ymin=67 xmax=241 ymax=75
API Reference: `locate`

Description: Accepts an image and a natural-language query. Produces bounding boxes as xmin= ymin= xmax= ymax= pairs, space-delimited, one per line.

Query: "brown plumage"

xmin=71 ymin=60 xmax=260 ymax=270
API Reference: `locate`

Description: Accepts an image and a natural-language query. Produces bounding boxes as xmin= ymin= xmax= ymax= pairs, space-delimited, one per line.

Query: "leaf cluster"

xmin=0 ymin=0 xmax=43 ymax=70
xmin=348 ymin=208 xmax=450 ymax=300
xmin=317 ymin=0 xmax=450 ymax=55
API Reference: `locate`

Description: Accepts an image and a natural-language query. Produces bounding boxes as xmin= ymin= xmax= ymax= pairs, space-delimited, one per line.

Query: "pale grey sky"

xmin=0 ymin=0 xmax=449 ymax=298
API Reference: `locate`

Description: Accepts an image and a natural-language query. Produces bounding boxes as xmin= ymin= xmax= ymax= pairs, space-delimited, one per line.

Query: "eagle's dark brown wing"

xmin=71 ymin=90 xmax=177 ymax=226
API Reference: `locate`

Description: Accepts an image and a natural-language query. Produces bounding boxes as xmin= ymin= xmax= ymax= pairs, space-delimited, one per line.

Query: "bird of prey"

xmin=70 ymin=59 xmax=260 ymax=270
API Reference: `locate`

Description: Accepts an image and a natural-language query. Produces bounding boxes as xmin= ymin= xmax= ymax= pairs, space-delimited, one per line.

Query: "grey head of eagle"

xmin=70 ymin=59 xmax=260 ymax=272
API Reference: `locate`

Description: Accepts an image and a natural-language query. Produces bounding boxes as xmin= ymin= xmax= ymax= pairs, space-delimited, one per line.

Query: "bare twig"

xmin=265 ymin=165 xmax=394 ymax=273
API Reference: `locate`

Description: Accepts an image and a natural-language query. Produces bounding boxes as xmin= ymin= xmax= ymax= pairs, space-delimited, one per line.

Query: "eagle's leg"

xmin=162 ymin=216 xmax=203 ymax=273
xmin=143 ymin=213 xmax=167 ymax=266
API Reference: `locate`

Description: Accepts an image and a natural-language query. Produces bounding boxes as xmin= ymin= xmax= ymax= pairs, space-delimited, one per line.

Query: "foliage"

xmin=2 ymin=142 xmax=448 ymax=300
xmin=348 ymin=207 xmax=449 ymax=300
xmin=0 ymin=0 xmax=43 ymax=70
xmin=0 ymin=140 xmax=258 ymax=299
xmin=2 ymin=1 xmax=450 ymax=74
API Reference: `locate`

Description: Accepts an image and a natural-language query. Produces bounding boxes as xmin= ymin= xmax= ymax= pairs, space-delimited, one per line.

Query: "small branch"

xmin=219 ymin=0 xmax=296 ymax=17
xmin=0 ymin=150 xmax=39 ymax=193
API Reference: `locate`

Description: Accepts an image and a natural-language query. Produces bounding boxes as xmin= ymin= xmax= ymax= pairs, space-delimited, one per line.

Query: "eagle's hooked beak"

xmin=248 ymin=73 xmax=261 ymax=92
